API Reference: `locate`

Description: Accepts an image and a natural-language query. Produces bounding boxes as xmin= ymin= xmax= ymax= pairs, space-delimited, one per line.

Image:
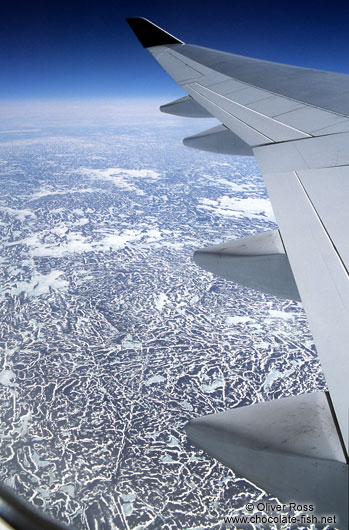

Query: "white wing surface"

xmin=127 ymin=18 xmax=349 ymax=527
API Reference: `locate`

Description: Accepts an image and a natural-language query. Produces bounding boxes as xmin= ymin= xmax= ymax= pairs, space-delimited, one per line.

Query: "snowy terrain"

xmin=0 ymin=105 xmax=325 ymax=529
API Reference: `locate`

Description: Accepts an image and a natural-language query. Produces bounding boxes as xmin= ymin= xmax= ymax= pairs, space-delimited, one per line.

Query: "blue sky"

xmin=1 ymin=0 xmax=349 ymax=100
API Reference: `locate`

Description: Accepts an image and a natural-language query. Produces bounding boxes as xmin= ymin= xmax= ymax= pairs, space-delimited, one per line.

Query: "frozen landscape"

xmin=0 ymin=101 xmax=326 ymax=529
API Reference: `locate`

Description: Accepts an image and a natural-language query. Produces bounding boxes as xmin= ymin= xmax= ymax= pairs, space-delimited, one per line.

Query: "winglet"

xmin=126 ymin=18 xmax=184 ymax=48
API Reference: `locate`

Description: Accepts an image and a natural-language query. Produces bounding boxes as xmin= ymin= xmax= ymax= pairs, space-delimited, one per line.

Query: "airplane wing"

xmin=127 ymin=18 xmax=349 ymax=527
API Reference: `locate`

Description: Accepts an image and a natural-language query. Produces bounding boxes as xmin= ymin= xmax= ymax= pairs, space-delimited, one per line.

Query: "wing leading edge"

xmin=127 ymin=18 xmax=349 ymax=527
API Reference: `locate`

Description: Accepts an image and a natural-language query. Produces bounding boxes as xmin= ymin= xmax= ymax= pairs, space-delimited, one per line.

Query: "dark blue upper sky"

xmin=1 ymin=0 xmax=348 ymax=100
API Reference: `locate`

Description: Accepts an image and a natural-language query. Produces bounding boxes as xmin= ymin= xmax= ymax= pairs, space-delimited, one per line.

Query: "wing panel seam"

xmin=188 ymin=86 xmax=274 ymax=144
xmin=193 ymin=83 xmax=312 ymax=139
xmin=294 ymin=170 xmax=349 ymax=277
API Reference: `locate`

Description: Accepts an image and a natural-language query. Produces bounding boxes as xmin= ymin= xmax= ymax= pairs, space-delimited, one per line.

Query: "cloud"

xmin=200 ymin=173 xmax=248 ymax=192
xmin=96 ymin=168 xmax=159 ymax=180
xmin=29 ymin=187 xmax=99 ymax=200
xmin=3 ymin=270 xmax=68 ymax=298
xmin=0 ymin=207 xmax=36 ymax=221
xmin=155 ymin=293 xmax=169 ymax=313
xmin=198 ymin=195 xmax=275 ymax=221
xmin=77 ymin=167 xmax=161 ymax=194
xmin=6 ymin=228 xmax=162 ymax=257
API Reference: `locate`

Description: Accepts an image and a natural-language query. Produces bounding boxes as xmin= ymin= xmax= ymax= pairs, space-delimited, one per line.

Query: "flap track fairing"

xmin=183 ymin=124 xmax=253 ymax=155
xmin=194 ymin=230 xmax=300 ymax=301
xmin=160 ymin=95 xmax=213 ymax=118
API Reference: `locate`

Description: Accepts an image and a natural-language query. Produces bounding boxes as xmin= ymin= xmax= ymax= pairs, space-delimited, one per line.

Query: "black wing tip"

xmin=126 ymin=17 xmax=183 ymax=48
